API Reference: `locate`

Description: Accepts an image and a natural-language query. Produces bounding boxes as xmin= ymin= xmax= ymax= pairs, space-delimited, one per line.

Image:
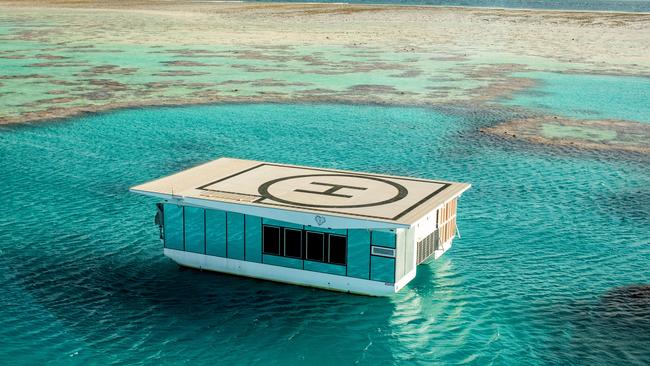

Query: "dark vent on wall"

xmin=416 ymin=230 xmax=439 ymax=265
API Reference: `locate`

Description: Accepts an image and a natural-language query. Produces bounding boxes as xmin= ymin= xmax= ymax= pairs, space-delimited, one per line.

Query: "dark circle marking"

xmin=258 ymin=173 xmax=408 ymax=209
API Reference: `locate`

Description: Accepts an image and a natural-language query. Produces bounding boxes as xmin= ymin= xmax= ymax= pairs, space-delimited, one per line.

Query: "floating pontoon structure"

xmin=131 ymin=158 xmax=470 ymax=296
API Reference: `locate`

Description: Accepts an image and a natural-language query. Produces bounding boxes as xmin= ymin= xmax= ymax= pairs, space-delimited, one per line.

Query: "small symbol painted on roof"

xmin=314 ymin=215 xmax=326 ymax=226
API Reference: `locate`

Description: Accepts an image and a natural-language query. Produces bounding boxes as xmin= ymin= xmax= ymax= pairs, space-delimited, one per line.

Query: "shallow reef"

xmin=0 ymin=1 xmax=649 ymax=155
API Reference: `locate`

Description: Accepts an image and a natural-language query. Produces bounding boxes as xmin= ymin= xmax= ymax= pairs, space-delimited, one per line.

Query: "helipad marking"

xmin=197 ymin=163 xmax=451 ymax=221
xmin=294 ymin=181 xmax=367 ymax=198
xmin=257 ymin=173 xmax=409 ymax=209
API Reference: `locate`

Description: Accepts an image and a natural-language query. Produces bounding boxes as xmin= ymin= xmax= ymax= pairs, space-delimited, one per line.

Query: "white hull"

xmin=434 ymin=239 xmax=453 ymax=260
xmin=164 ymin=248 xmax=413 ymax=296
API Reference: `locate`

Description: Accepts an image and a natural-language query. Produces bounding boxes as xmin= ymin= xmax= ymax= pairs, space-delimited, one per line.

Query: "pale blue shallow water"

xmin=504 ymin=72 xmax=650 ymax=123
xmin=0 ymin=104 xmax=649 ymax=365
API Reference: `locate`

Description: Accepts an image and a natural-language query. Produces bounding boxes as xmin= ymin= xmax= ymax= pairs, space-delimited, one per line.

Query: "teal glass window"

xmin=163 ymin=204 xmax=183 ymax=250
xmin=346 ymin=229 xmax=370 ymax=279
xmin=371 ymin=255 xmax=395 ymax=283
xmin=205 ymin=209 xmax=226 ymax=257
xmin=184 ymin=206 xmax=205 ymax=254
xmin=227 ymin=212 xmax=245 ymax=260
xmin=244 ymin=215 xmax=262 ymax=263
xmin=372 ymin=230 xmax=396 ymax=248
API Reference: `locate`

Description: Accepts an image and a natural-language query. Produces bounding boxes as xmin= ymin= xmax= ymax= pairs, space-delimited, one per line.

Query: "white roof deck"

xmin=131 ymin=158 xmax=470 ymax=229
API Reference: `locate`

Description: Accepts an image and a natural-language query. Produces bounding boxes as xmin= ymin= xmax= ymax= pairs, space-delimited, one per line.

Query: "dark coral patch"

xmin=390 ymin=70 xmax=423 ymax=78
xmin=48 ymin=79 xmax=77 ymax=86
xmin=298 ymin=88 xmax=339 ymax=95
xmin=482 ymin=116 xmax=650 ymax=153
xmin=597 ymin=188 xmax=650 ymax=222
xmin=87 ymin=79 xmax=129 ymax=91
xmin=77 ymin=65 xmax=138 ymax=76
xmin=143 ymin=81 xmax=177 ymax=89
xmin=36 ymin=97 xmax=76 ymax=104
xmin=162 ymin=49 xmax=223 ymax=58
xmin=347 ymin=84 xmax=405 ymax=94
xmin=152 ymin=70 xmax=211 ymax=77
xmin=81 ymin=91 xmax=114 ymax=100
xmin=35 ymin=54 xmax=69 ymax=60
xmin=299 ymin=55 xmax=329 ymax=67
xmin=46 ymin=90 xmax=67 ymax=95
xmin=249 ymin=79 xmax=311 ymax=87
xmin=0 ymin=74 xmax=50 ymax=80
xmin=26 ymin=62 xmax=89 ymax=67
xmin=601 ymin=285 xmax=650 ymax=315
xmin=191 ymin=90 xmax=221 ymax=98
xmin=161 ymin=60 xmax=220 ymax=67
xmin=186 ymin=83 xmax=219 ymax=89
xmin=429 ymin=55 xmax=469 ymax=62
xmin=230 ymin=64 xmax=289 ymax=73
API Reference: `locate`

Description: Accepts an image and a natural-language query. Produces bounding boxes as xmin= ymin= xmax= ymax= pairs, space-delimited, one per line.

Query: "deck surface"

xmin=131 ymin=158 xmax=470 ymax=225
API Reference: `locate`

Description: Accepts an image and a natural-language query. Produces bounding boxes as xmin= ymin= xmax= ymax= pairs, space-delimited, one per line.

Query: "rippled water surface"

xmin=504 ymin=72 xmax=650 ymax=123
xmin=1 ymin=104 xmax=649 ymax=365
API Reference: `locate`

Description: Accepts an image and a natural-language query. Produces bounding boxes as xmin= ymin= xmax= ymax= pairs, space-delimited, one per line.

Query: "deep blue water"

xmin=251 ymin=0 xmax=650 ymax=12
xmin=0 ymin=104 xmax=649 ymax=365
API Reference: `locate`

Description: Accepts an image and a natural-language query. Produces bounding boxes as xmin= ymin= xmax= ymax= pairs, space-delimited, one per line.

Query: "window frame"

xmin=371 ymin=245 xmax=396 ymax=258
xmin=328 ymin=234 xmax=347 ymax=265
xmin=261 ymin=225 xmax=347 ymax=267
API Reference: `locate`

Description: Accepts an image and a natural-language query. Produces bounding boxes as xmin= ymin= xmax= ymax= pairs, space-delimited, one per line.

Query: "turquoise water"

xmin=1 ymin=104 xmax=649 ymax=365
xmin=252 ymin=0 xmax=650 ymax=12
xmin=504 ymin=72 xmax=650 ymax=123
